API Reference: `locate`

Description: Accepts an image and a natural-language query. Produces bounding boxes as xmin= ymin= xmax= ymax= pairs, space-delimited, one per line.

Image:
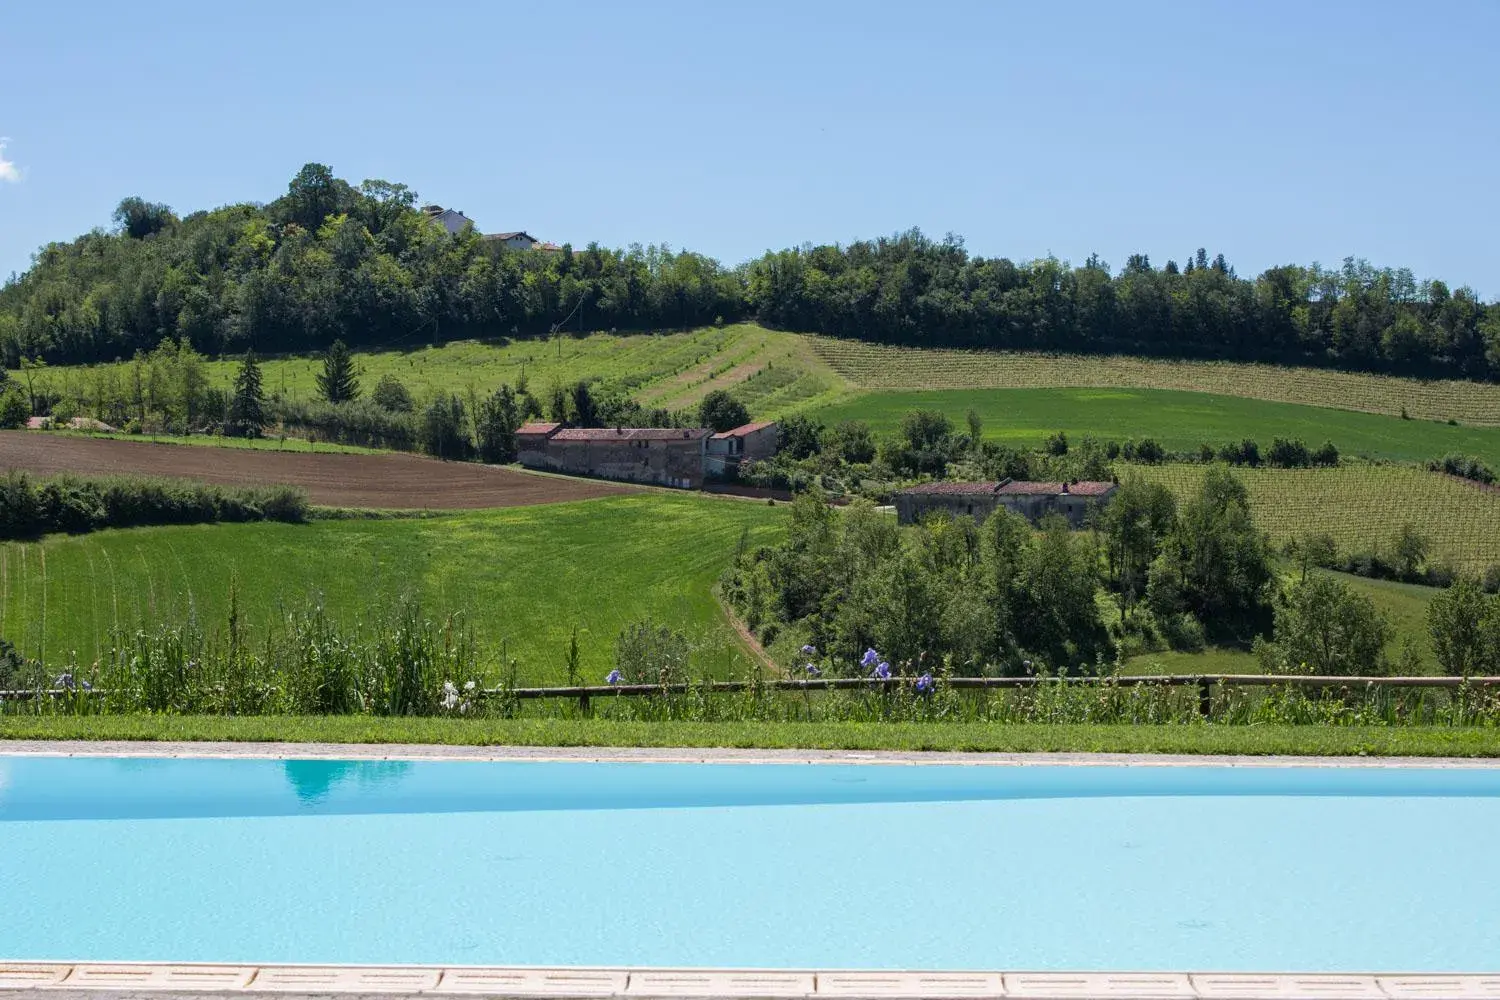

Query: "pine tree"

xmin=226 ymin=351 xmax=266 ymax=438
xmin=316 ymin=339 xmax=361 ymax=403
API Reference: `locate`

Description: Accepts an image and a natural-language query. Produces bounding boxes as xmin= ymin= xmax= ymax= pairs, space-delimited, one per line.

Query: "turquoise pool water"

xmin=1 ymin=757 xmax=1498 ymax=971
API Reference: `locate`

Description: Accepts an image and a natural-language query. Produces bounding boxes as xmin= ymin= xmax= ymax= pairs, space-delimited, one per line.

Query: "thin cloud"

xmin=0 ymin=138 xmax=20 ymax=183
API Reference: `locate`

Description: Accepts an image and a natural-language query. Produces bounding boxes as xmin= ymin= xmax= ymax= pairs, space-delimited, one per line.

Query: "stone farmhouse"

xmin=704 ymin=421 xmax=779 ymax=477
xmin=517 ymin=420 xmax=779 ymax=489
xmin=895 ymin=479 xmax=1119 ymax=528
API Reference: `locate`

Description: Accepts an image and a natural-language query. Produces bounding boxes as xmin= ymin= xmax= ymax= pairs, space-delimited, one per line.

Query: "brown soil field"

xmin=0 ymin=432 xmax=633 ymax=509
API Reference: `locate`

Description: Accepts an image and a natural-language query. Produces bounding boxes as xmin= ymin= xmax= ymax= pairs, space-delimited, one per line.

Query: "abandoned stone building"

xmin=894 ymin=479 xmax=1119 ymax=528
xmin=517 ymin=423 xmax=714 ymax=488
xmin=704 ymin=421 xmax=780 ymax=477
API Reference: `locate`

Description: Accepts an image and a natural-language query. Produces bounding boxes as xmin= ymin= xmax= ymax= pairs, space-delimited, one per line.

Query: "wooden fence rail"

xmin=6 ymin=674 xmax=1500 ymax=717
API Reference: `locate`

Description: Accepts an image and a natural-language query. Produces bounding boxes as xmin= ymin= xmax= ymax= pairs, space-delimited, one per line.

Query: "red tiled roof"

xmin=711 ymin=420 xmax=777 ymax=440
xmin=899 ymin=481 xmax=1002 ymax=496
xmin=517 ymin=422 xmax=563 ymax=437
xmin=551 ymin=427 xmax=711 ymax=442
xmin=997 ymin=480 xmax=1117 ymax=497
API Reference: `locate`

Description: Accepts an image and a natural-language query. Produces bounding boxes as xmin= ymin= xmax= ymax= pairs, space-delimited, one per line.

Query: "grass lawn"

xmin=1129 ymin=463 xmax=1500 ymax=572
xmin=809 ymin=387 xmax=1500 ymax=466
xmin=0 ymin=493 xmax=786 ymax=685
xmin=4 ymin=715 xmax=1500 ymax=757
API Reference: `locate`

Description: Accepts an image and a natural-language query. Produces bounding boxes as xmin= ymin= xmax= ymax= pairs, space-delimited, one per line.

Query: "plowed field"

xmin=0 ymin=432 xmax=631 ymax=509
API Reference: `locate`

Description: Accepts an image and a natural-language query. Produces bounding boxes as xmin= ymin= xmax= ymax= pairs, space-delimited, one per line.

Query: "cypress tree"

xmin=227 ymin=351 xmax=266 ymax=438
xmin=316 ymin=339 xmax=361 ymax=403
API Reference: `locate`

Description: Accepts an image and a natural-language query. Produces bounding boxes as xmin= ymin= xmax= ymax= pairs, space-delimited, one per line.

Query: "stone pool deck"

xmin=2 ymin=965 xmax=1500 ymax=999
xmin=3 ymin=740 xmax=1499 ymax=767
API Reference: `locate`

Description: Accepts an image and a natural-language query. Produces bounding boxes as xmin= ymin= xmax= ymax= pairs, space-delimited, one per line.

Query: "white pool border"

xmin=3 ymin=740 xmax=1499 ymax=767
xmin=2 ymin=962 xmax=1499 ymax=998
xmin=4 ymin=743 xmax=1498 ymax=998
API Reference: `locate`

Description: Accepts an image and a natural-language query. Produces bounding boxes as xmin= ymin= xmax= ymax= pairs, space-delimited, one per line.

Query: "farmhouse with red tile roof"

xmin=517 ymin=421 xmax=761 ymax=490
xmin=895 ymin=478 xmax=1118 ymax=528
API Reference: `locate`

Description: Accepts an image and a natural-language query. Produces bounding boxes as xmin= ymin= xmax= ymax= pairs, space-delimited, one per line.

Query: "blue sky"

xmin=2 ymin=0 xmax=1497 ymax=293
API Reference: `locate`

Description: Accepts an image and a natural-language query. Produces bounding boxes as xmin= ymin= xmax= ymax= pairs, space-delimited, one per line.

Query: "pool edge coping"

xmin=0 ymin=740 xmax=1497 ymax=767
xmin=2 ymin=962 xmax=1499 ymax=998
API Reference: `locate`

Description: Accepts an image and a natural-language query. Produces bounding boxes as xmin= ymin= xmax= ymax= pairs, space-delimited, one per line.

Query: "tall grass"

xmin=4 ymin=595 xmax=479 ymax=717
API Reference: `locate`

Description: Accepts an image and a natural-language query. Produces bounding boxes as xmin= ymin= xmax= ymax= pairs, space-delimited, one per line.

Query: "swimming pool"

xmin=2 ymin=754 xmax=1498 ymax=972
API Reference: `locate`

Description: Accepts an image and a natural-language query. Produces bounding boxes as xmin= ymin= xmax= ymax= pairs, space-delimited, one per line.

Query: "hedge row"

xmin=0 ymin=472 xmax=308 ymax=540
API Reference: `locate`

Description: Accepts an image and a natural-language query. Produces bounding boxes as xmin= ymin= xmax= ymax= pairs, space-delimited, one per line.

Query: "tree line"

xmin=725 ymin=471 xmax=1500 ymax=680
xmin=4 ymin=164 xmax=1497 ymax=381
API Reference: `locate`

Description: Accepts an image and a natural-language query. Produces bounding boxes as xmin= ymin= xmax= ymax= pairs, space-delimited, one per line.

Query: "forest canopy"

xmin=4 ymin=164 xmax=1498 ymax=381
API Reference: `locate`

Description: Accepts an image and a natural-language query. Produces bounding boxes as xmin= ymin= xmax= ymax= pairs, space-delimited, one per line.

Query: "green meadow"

xmin=1125 ymin=571 xmax=1443 ymax=676
xmin=808 ymin=387 xmax=1500 ymax=466
xmin=0 ymin=493 xmax=786 ymax=685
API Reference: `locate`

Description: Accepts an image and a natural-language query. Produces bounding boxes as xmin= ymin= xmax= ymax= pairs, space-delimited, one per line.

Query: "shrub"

xmin=614 ymin=619 xmax=692 ymax=684
xmin=827 ymin=420 xmax=876 ymax=464
xmin=0 ymin=387 xmax=29 ymax=428
xmin=421 ymin=394 xmax=472 ymax=460
xmin=268 ymin=397 xmax=417 ymax=451
xmin=1133 ymin=438 xmax=1165 ymax=464
xmin=1267 ymin=438 xmax=1311 ymax=468
xmin=1044 ymin=430 xmax=1069 ymax=456
xmin=1311 ymin=441 xmax=1340 ymax=467
xmin=371 ymin=373 xmax=415 ymax=413
xmin=1431 ymin=454 xmax=1496 ymax=485
xmin=1158 ymin=613 xmax=1205 ymax=652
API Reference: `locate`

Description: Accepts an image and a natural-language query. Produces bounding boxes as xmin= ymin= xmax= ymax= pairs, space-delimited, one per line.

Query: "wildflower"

xmin=915 ymin=672 xmax=934 ymax=694
xmin=606 ymin=668 xmax=623 ymax=685
xmin=463 ymin=680 xmax=476 ymax=692
xmin=805 ymin=663 xmax=822 ymax=677
xmin=801 ymin=644 xmax=818 ymax=656
xmin=873 ymin=661 xmax=892 ymax=680
xmin=860 ymin=648 xmax=880 ymax=669
xmin=54 ymin=673 xmax=75 ymax=691
xmin=440 ymin=680 xmax=459 ymax=711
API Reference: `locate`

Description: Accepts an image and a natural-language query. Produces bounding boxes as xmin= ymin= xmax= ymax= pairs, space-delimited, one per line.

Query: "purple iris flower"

xmin=915 ymin=672 xmax=934 ymax=694
xmin=605 ymin=669 xmax=623 ymax=685
xmin=801 ymin=644 xmax=818 ymax=656
xmin=873 ymin=661 xmax=892 ymax=680
xmin=860 ymin=648 xmax=880 ymax=669
xmin=805 ymin=663 xmax=822 ymax=677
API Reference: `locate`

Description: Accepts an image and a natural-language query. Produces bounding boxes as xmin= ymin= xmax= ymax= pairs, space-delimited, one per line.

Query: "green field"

xmin=1129 ymin=463 xmax=1500 ymax=572
xmin=0 ymin=493 xmax=786 ymax=685
xmin=1125 ymin=571 xmax=1442 ymax=675
xmin=809 ymin=387 xmax=1500 ymax=466
xmin=809 ymin=336 xmax=1500 ymax=427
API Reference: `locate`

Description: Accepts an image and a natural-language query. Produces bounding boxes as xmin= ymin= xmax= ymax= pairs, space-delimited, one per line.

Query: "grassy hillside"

xmin=809 ymin=336 xmax=1500 ymax=427
xmin=1127 ymin=463 xmax=1500 ymax=572
xmin=31 ymin=324 xmax=848 ymax=418
xmin=810 ymin=387 xmax=1500 ymax=465
xmin=1126 ymin=571 xmax=1441 ymax=676
xmin=0 ymin=493 xmax=786 ymax=685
